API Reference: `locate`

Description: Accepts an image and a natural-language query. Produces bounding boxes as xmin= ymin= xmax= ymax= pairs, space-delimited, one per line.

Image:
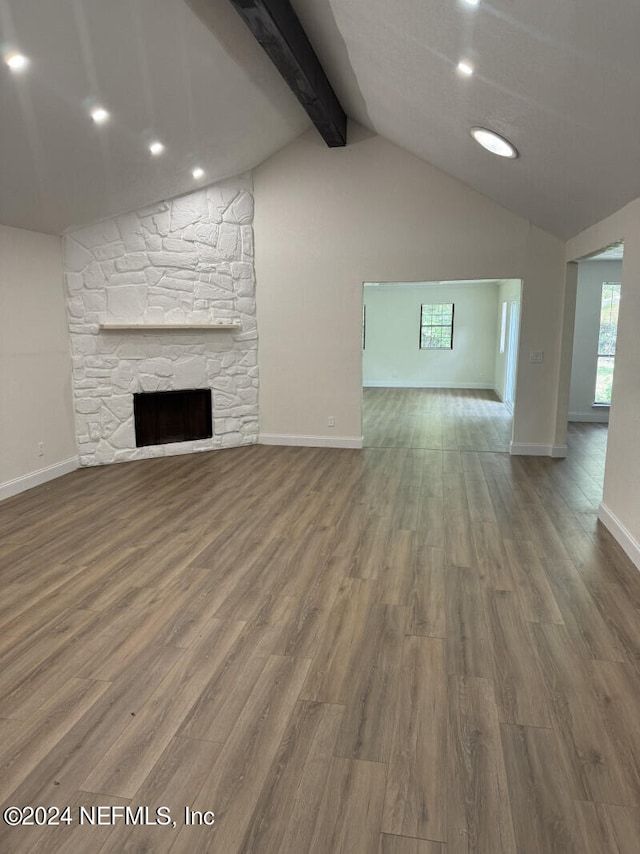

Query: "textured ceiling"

xmin=291 ymin=0 xmax=640 ymax=239
xmin=1 ymin=0 xmax=640 ymax=239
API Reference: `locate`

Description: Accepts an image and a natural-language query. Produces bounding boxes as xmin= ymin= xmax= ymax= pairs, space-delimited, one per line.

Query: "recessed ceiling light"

xmin=470 ymin=127 xmax=519 ymax=159
xmin=457 ymin=61 xmax=474 ymax=77
xmin=464 ymin=0 xmax=480 ymax=6
xmin=90 ymin=106 xmax=110 ymax=124
xmin=192 ymin=167 xmax=205 ymax=179
xmin=149 ymin=141 xmax=165 ymax=156
xmin=4 ymin=52 xmax=29 ymax=72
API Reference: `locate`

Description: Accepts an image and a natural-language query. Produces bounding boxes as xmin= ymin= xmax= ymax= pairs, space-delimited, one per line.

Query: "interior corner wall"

xmin=566 ymin=197 xmax=640 ymax=569
xmin=510 ymin=224 xmax=568 ymax=455
xmin=0 ymin=225 xmax=77 ymax=498
xmin=568 ymin=260 xmax=622 ymax=422
xmin=253 ymin=125 xmax=567 ymax=451
xmin=552 ymin=260 xmax=578 ymax=448
xmin=363 ymin=283 xmax=498 ymax=389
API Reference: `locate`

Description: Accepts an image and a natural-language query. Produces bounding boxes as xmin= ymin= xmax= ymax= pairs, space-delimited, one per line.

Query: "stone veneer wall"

xmin=64 ymin=174 xmax=258 ymax=465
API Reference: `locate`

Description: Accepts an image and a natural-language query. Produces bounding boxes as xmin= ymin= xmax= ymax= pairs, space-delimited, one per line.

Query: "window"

xmin=420 ymin=303 xmax=454 ymax=349
xmin=594 ymin=282 xmax=621 ymax=405
xmin=499 ymin=301 xmax=507 ymax=354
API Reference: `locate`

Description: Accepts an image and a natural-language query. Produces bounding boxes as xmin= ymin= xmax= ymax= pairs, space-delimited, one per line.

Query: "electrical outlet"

xmin=38 ymin=442 xmax=45 ymax=456
xmin=328 ymin=416 xmax=335 ymax=428
xmin=529 ymin=351 xmax=544 ymax=364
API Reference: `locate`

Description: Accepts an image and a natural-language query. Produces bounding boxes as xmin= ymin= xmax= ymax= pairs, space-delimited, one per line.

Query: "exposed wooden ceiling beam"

xmin=226 ymin=0 xmax=347 ymax=147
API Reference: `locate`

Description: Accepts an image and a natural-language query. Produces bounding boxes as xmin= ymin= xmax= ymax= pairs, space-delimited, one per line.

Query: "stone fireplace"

xmin=64 ymin=174 xmax=258 ymax=466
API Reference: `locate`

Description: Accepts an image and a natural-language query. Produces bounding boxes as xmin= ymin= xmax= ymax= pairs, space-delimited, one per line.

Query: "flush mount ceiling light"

xmin=457 ymin=60 xmax=474 ymax=77
xmin=149 ymin=141 xmax=165 ymax=156
xmin=470 ymin=127 xmax=519 ymax=159
xmin=464 ymin=0 xmax=480 ymax=6
xmin=90 ymin=106 xmax=110 ymax=124
xmin=4 ymin=51 xmax=29 ymax=72
xmin=192 ymin=167 xmax=205 ymax=179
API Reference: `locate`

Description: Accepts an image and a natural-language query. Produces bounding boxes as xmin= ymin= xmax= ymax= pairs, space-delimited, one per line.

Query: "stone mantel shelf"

xmin=99 ymin=322 xmax=241 ymax=331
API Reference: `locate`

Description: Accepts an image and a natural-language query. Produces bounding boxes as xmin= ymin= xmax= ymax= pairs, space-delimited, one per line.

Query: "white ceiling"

xmin=1 ymin=0 xmax=640 ymax=239
xmin=582 ymin=242 xmax=624 ymax=262
xmin=291 ymin=0 xmax=640 ymax=239
xmin=0 ymin=0 xmax=308 ymax=235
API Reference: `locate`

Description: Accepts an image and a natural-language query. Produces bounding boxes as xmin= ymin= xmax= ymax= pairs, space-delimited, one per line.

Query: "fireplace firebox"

xmin=133 ymin=389 xmax=213 ymax=447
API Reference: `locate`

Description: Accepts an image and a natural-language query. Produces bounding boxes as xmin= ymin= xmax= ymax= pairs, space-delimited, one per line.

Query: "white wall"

xmin=254 ymin=125 xmax=567 ymax=452
xmin=363 ymin=282 xmax=498 ymax=388
xmin=0 ymin=225 xmax=77 ymax=498
xmin=493 ymin=279 xmax=522 ymax=403
xmin=568 ymin=260 xmax=622 ymax=422
xmin=566 ymin=198 xmax=640 ymax=569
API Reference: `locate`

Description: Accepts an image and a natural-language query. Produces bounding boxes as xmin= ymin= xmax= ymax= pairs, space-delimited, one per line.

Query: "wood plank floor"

xmin=1 ymin=390 xmax=638 ymax=853
xmin=363 ymin=387 xmax=513 ymax=451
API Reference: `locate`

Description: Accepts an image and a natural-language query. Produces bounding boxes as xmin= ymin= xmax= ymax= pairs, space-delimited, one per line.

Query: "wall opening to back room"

xmin=564 ymin=241 xmax=624 ymax=509
xmin=361 ymin=279 xmax=521 ymax=451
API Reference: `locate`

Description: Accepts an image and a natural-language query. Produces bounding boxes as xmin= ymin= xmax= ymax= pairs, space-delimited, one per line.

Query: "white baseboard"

xmin=568 ymin=411 xmax=610 ymax=423
xmin=510 ymin=442 xmax=567 ymax=458
xmin=0 ymin=456 xmax=79 ymax=502
xmin=363 ymin=381 xmax=493 ymax=389
xmin=259 ymin=433 xmax=363 ymax=449
xmin=598 ymin=502 xmax=640 ymax=571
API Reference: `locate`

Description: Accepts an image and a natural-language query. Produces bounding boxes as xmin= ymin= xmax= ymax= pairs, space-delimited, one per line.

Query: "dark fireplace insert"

xmin=133 ymin=389 xmax=212 ymax=447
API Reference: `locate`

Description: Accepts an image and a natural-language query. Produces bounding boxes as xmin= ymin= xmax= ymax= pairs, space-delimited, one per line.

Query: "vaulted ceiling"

xmin=1 ymin=0 xmax=639 ymax=239
xmin=291 ymin=0 xmax=640 ymax=240
xmin=0 ymin=0 xmax=308 ymax=235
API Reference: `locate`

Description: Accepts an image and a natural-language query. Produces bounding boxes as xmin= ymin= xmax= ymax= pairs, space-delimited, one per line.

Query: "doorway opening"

xmin=566 ymin=240 xmax=623 ymax=503
xmin=361 ymin=278 xmax=522 ymax=451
